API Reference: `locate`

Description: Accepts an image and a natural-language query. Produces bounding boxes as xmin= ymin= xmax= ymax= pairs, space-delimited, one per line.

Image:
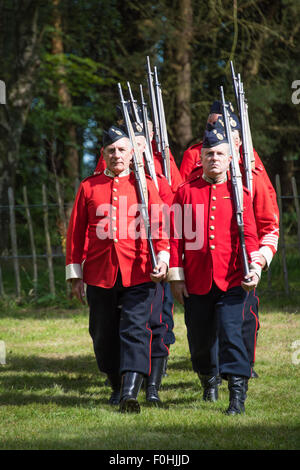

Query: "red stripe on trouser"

xmin=250 ymin=306 xmax=259 ymax=363
xmin=146 ymin=300 xmax=153 ymax=376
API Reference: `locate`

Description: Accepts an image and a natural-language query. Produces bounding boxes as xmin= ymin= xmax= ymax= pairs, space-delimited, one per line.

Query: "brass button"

xmin=115 ymin=178 xmax=119 ymax=183
xmin=210 ymin=225 xmax=215 ymax=230
xmin=209 ymin=235 xmax=215 ymax=240
xmin=114 ymin=238 xmax=118 ymax=243
xmin=112 ymin=206 xmax=117 ymax=211
xmin=211 ymin=206 xmax=216 ymax=211
xmin=113 ymin=196 xmax=117 ymax=201
xmin=113 ymin=227 xmax=117 ymax=232
xmin=113 ymin=188 xmax=117 ymax=192
xmin=210 ymin=245 xmax=215 ymax=250
xmin=210 ymin=215 xmax=215 ymax=220
xmin=212 ymin=185 xmax=216 ymax=189
xmin=112 ymin=216 xmax=116 ymax=221
xmin=212 ymin=196 xmax=216 ymax=201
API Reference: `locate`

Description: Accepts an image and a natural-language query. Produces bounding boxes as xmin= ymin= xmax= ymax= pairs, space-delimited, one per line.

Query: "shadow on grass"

xmin=0 ymin=354 xmax=201 ymax=408
xmin=1 ymin=422 xmax=299 ymax=450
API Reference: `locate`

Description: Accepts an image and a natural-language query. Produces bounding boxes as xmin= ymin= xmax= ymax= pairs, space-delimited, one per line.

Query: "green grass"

xmin=0 ymin=295 xmax=299 ymax=450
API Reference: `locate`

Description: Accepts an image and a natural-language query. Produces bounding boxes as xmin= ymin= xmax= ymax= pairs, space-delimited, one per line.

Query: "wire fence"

xmin=0 ymin=174 xmax=299 ymax=299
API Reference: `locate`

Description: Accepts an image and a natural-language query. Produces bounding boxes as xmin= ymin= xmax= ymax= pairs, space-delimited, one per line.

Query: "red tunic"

xmin=180 ymin=143 xmax=279 ymax=265
xmin=180 ymin=142 xmax=203 ymax=181
xmin=66 ymin=170 xmax=170 ymax=288
xmin=169 ymin=176 xmax=260 ymax=295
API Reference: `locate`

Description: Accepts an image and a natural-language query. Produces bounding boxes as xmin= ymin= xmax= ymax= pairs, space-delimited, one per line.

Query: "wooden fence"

xmin=0 ymin=175 xmax=299 ymax=298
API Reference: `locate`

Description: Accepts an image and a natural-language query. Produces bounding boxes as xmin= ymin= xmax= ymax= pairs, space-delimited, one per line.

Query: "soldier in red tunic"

xmin=179 ymin=102 xmax=279 ymax=377
xmin=94 ymin=105 xmax=182 ymax=194
xmin=66 ymin=126 xmax=170 ymax=413
xmin=94 ymin=112 xmax=178 ymax=392
xmin=168 ymin=125 xmax=262 ymax=415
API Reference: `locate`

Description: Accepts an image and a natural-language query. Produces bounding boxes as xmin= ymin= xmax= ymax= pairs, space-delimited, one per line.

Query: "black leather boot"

xmin=226 ymin=375 xmax=248 ymax=415
xmin=198 ymin=374 xmax=219 ymax=402
xmin=119 ymin=372 xmax=143 ymax=413
xmin=146 ymin=357 xmax=166 ymax=405
xmin=107 ymin=373 xmax=121 ymax=405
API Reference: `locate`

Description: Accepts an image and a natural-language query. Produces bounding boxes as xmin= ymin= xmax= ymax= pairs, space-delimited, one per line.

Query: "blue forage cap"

xmin=202 ymin=120 xmax=228 ymax=148
xmin=228 ymin=111 xmax=241 ymax=132
xmin=116 ymin=103 xmax=144 ymax=123
xmin=209 ymin=100 xmax=240 ymax=132
xmin=120 ymin=121 xmax=145 ymax=137
xmin=102 ymin=125 xmax=128 ymax=147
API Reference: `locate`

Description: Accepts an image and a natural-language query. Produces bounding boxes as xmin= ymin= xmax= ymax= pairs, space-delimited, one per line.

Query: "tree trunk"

xmin=0 ymin=1 xmax=41 ymax=252
xmin=174 ymin=0 xmax=193 ymax=161
xmin=52 ymin=0 xmax=79 ymax=187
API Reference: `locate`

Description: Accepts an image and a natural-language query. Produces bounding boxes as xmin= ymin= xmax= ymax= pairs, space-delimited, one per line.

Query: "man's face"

xmin=135 ymin=135 xmax=147 ymax=154
xmin=103 ymin=137 xmax=133 ymax=175
xmin=232 ymin=130 xmax=241 ymax=151
xmin=207 ymin=113 xmax=221 ymax=125
xmin=201 ymin=143 xmax=232 ymax=180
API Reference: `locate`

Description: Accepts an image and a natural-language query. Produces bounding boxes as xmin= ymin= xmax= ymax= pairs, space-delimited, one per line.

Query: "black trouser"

xmin=184 ymin=283 xmax=251 ymax=378
xmin=162 ymin=281 xmax=176 ymax=346
xmin=242 ymin=289 xmax=260 ymax=365
xmin=149 ymin=282 xmax=169 ymax=358
xmin=87 ymin=276 xmax=156 ymax=377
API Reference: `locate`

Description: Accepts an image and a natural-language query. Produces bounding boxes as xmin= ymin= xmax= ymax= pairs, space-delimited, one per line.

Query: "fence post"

xmin=275 ymin=174 xmax=289 ymax=295
xmin=42 ymin=184 xmax=55 ymax=296
xmin=8 ymin=187 xmax=21 ymax=298
xmin=23 ymin=186 xmax=38 ymax=296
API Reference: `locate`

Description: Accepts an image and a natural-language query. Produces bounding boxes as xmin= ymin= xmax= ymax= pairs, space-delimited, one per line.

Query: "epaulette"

xmin=177 ymin=173 xmax=201 ymax=189
xmin=156 ymin=173 xmax=168 ymax=180
xmin=252 ymin=163 xmax=264 ymax=174
xmin=82 ymin=171 xmax=103 ymax=182
xmin=187 ymin=141 xmax=202 ymax=151
xmin=189 ymin=161 xmax=202 ymax=175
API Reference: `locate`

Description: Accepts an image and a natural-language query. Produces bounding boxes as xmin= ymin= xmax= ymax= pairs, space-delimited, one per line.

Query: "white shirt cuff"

xmin=167 ymin=267 xmax=185 ymax=282
xmin=157 ymin=250 xmax=170 ymax=267
xmin=259 ymin=246 xmax=274 ymax=270
xmin=66 ymin=263 xmax=82 ymax=281
xmin=249 ymin=262 xmax=262 ymax=280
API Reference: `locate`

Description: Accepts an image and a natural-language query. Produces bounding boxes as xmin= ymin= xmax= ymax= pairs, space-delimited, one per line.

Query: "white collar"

xmin=104 ymin=168 xmax=131 ymax=178
xmin=202 ymin=173 xmax=227 ymax=185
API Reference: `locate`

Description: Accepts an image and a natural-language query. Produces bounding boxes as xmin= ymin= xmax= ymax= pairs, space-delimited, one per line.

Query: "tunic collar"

xmin=202 ymin=173 xmax=227 ymax=185
xmin=104 ymin=168 xmax=131 ymax=178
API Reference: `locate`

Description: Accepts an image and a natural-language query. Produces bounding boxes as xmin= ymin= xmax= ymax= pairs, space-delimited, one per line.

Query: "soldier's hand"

xmin=259 ymin=253 xmax=267 ymax=270
xmin=71 ymin=278 xmax=86 ymax=304
xmin=241 ymin=271 xmax=259 ymax=292
xmin=150 ymin=261 xmax=168 ymax=283
xmin=170 ymin=280 xmax=189 ymax=305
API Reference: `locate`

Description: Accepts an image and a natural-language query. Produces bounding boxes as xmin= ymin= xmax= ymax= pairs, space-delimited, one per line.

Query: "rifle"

xmin=153 ymin=66 xmax=171 ymax=185
xmin=0 ymin=80 xmax=6 ymax=105
xmin=118 ymin=82 xmax=158 ymax=270
xmin=140 ymin=84 xmax=159 ymax=190
xmin=126 ymin=81 xmax=158 ymax=189
xmin=146 ymin=57 xmax=161 ymax=154
xmin=220 ymin=85 xmax=250 ymax=279
xmin=230 ymin=62 xmax=254 ymax=196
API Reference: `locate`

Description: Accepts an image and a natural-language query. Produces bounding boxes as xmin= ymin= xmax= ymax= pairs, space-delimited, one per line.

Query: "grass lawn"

xmin=0 ymin=293 xmax=299 ymax=451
